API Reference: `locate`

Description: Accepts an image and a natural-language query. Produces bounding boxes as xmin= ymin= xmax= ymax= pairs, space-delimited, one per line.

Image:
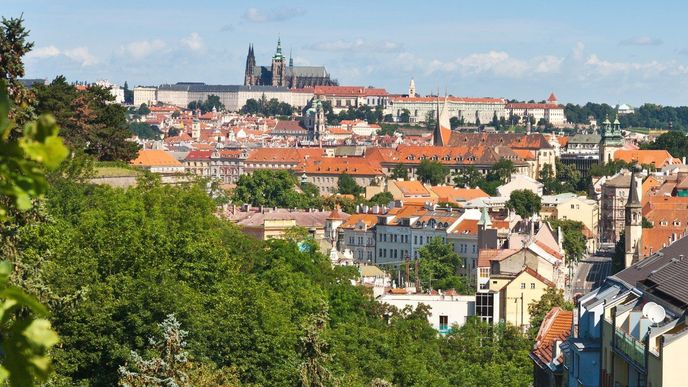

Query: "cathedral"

xmin=243 ymin=38 xmax=338 ymax=89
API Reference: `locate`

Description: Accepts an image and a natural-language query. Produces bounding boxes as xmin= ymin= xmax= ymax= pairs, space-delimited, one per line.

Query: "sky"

xmin=5 ymin=0 xmax=688 ymax=106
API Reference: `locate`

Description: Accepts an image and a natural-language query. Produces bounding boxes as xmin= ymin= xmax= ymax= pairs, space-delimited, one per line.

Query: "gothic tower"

xmin=271 ymin=38 xmax=287 ymax=87
xmin=624 ymin=166 xmax=643 ymax=268
xmin=244 ymin=44 xmax=256 ymax=86
xmin=599 ymin=116 xmax=623 ymax=164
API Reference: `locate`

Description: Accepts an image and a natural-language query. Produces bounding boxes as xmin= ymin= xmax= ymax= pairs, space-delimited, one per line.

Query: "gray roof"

xmin=603 ymin=173 xmax=631 ymax=188
xmin=158 ymin=82 xmax=289 ymax=93
xmin=254 ymin=65 xmax=329 ymax=78
xmin=569 ymin=133 xmax=601 ymax=144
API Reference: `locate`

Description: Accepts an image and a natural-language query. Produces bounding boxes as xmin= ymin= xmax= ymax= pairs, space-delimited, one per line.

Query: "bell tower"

xmin=624 ymin=166 xmax=643 ymax=268
xmin=271 ymin=37 xmax=287 ymax=87
xmin=599 ymin=116 xmax=623 ymax=164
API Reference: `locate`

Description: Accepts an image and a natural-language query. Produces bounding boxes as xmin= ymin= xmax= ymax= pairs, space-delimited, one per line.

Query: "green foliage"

xmin=640 ymin=130 xmax=688 ymax=158
xmin=527 ymin=288 xmax=573 ymax=340
xmin=0 ymin=16 xmax=35 ymax=124
xmin=588 ymin=159 xmax=632 ymax=177
xmin=453 ymin=166 xmax=483 ymax=188
xmin=335 ymin=105 xmax=383 ymax=124
xmin=449 ymin=116 xmax=464 ymax=129
xmin=0 ymin=261 xmax=60 ymax=386
xmin=416 ymin=160 xmax=449 ymax=185
xmin=398 ymin=109 xmax=410 ymax=124
xmin=128 ymin=122 xmax=160 ymax=139
xmin=136 ymin=103 xmax=150 ymax=116
xmin=566 ymin=102 xmax=688 ymax=131
xmin=368 ymin=192 xmax=393 ymax=207
xmin=506 ymin=189 xmax=542 ymax=219
xmin=377 ymin=124 xmax=397 ymax=137
xmin=188 ymin=94 xmax=225 ymax=113
xmin=390 ymin=164 xmax=408 ymax=181
xmin=337 ymin=174 xmax=363 ymax=196
xmin=0 ymin=77 xmax=64 ymax=385
xmin=548 ymin=219 xmax=586 ymax=262
xmin=488 ymin=158 xmax=515 ymax=184
xmin=0 ymin=81 xmax=69 ymax=218
xmin=539 ymin=161 xmax=583 ymax=194
xmin=33 ymin=77 xmax=140 ymax=161
xmin=425 ymin=110 xmax=436 ymax=130
xmin=417 ymin=237 xmax=469 ymax=293
xmin=642 ymin=216 xmax=653 ymax=228
xmin=241 ymin=97 xmax=293 ymax=116
xmin=232 ymin=169 xmax=320 ymax=208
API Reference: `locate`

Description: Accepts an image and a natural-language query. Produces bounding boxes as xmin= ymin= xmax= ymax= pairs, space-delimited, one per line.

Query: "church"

xmin=243 ymin=38 xmax=338 ymax=89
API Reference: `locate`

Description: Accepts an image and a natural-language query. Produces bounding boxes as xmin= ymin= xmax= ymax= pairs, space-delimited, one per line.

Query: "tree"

xmin=527 ymin=287 xmax=573 ymax=339
xmin=298 ymin=311 xmax=334 ymax=387
xmin=399 ymin=109 xmax=410 ymax=123
xmin=232 ymin=169 xmax=319 ymax=208
xmin=338 ymin=173 xmax=363 ymax=196
xmin=188 ymin=95 xmax=225 ymax=114
xmin=241 ymin=98 xmax=260 ymax=115
xmin=390 ymin=164 xmax=408 ymax=181
xmin=0 ymin=15 xmax=35 ymax=124
xmin=416 ymin=160 xmax=449 ymax=185
xmin=425 ymin=110 xmax=436 ymax=130
xmin=137 ymin=103 xmax=150 ymax=115
xmin=123 ymin=81 xmax=133 ymax=104
xmin=368 ymin=191 xmax=393 ymax=206
xmin=548 ymin=219 xmax=587 ymax=262
xmin=129 ymin=122 xmax=160 ymax=139
xmin=377 ymin=124 xmax=397 ymax=137
xmin=641 ymin=130 xmax=688 ymax=158
xmin=449 ymin=116 xmax=461 ymax=130
xmin=488 ymin=158 xmax=515 ymax=184
xmin=34 ymin=78 xmax=140 ymax=161
xmin=506 ymin=189 xmax=542 ymax=219
xmin=453 ymin=166 xmax=484 ymax=188
xmin=119 ymin=314 xmax=190 ymax=385
xmin=538 ymin=163 xmax=559 ymax=195
xmin=0 ymin=79 xmax=65 ymax=386
xmin=418 ymin=237 xmax=468 ymax=293
xmin=642 ymin=216 xmax=653 ymax=228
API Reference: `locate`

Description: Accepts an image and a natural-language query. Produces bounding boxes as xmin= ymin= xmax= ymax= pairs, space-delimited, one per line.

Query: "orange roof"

xmin=506 ymin=102 xmax=561 ymax=109
xmin=477 ymin=248 xmax=519 ymax=268
xmin=557 ymin=136 xmax=569 ymax=148
xmin=130 ymin=150 xmax=182 ymax=167
xmin=296 ymin=158 xmax=384 ymax=176
xmin=531 ymin=307 xmax=572 ymax=366
xmin=453 ymin=219 xmax=479 ymax=235
xmin=513 ymin=149 xmax=536 ymax=160
xmin=327 ymin=206 xmax=348 ymax=220
xmin=614 ymin=149 xmax=680 ymax=168
xmin=341 ymin=213 xmax=379 ymax=229
xmin=390 ymin=96 xmax=504 ymax=104
xmin=391 ymin=180 xmax=432 ymax=197
xmin=313 ymin=86 xmax=388 ymax=97
xmin=547 ymin=93 xmax=558 ymax=102
xmin=246 ymin=148 xmax=324 ymax=163
xmin=365 ymin=144 xmax=524 ymax=166
xmin=429 ymin=186 xmax=489 ymax=204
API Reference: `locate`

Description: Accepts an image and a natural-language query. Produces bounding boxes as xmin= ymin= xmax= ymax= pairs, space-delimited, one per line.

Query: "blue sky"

xmin=6 ymin=0 xmax=688 ymax=105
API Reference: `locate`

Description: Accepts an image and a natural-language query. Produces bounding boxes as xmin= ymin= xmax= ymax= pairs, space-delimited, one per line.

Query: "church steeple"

xmin=624 ymin=166 xmax=643 ymax=268
xmin=244 ymin=43 xmax=256 ymax=85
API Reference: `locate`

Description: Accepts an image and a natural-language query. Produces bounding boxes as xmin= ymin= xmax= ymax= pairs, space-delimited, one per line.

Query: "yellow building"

xmin=490 ymin=268 xmax=555 ymax=331
xmin=598 ymin=239 xmax=688 ymax=387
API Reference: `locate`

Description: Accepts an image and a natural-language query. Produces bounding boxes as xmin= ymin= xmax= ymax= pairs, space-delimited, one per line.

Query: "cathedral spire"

xmin=289 ymin=48 xmax=293 ymax=67
xmin=624 ymin=165 xmax=643 ymax=268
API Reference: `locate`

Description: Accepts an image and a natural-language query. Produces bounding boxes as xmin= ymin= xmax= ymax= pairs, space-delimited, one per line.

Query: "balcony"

xmin=607 ymin=320 xmax=646 ymax=372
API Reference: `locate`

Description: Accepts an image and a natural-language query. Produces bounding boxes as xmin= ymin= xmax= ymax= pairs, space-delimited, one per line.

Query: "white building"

xmin=133 ymin=86 xmax=157 ymax=107
xmin=505 ymin=93 xmax=566 ymax=126
xmin=94 ymin=80 xmax=125 ymax=104
xmin=617 ymin=103 xmax=635 ymax=115
xmin=378 ymin=292 xmax=476 ymax=333
xmin=496 ymin=174 xmax=545 ymax=198
xmin=386 ymin=95 xmax=506 ymax=125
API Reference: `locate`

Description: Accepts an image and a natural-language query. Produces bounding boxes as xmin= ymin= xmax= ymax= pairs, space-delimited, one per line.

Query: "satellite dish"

xmin=647 ymin=304 xmax=666 ymax=325
xmin=642 ymin=302 xmax=658 ymax=318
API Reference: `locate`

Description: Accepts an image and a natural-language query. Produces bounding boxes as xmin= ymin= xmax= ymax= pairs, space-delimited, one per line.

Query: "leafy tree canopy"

xmin=416 ymin=160 xmax=449 ymax=185
xmin=506 ymin=189 xmax=542 ymax=219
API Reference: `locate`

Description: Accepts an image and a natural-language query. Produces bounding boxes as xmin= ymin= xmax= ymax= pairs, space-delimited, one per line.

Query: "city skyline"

xmin=6 ymin=0 xmax=688 ymax=106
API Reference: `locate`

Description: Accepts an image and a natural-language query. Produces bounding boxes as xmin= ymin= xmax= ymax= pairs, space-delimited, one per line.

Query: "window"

xmin=520 ymin=283 xmax=526 ymax=289
xmin=530 ymin=283 xmax=536 ymax=289
xmin=439 ymin=315 xmax=449 ymax=332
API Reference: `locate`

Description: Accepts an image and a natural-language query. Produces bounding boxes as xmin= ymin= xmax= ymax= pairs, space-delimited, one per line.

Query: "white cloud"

xmin=63 ymin=47 xmax=98 ymax=66
xmin=120 ymin=39 xmax=166 ymax=59
xmin=309 ymin=38 xmax=401 ymax=53
xmin=425 ymin=51 xmax=535 ymax=78
xmin=619 ymin=36 xmax=663 ymax=46
xmin=243 ymin=7 xmax=305 ymax=23
xmin=181 ymin=32 xmax=204 ymax=51
xmin=26 ymin=45 xmax=61 ymax=59
xmin=534 ymin=55 xmax=564 ymax=73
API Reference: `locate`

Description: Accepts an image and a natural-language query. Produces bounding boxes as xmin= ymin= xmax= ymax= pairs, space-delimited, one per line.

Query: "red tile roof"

xmin=185 ymin=150 xmax=213 ymax=161
xmin=390 ymin=96 xmax=505 ymax=104
xmin=531 ymin=307 xmax=572 ymax=367
xmin=313 ymin=86 xmax=388 ymax=97
xmin=130 ymin=150 xmax=182 ymax=167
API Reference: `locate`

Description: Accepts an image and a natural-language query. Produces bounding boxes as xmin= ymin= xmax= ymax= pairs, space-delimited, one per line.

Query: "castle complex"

xmin=243 ymin=38 xmax=338 ymax=89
